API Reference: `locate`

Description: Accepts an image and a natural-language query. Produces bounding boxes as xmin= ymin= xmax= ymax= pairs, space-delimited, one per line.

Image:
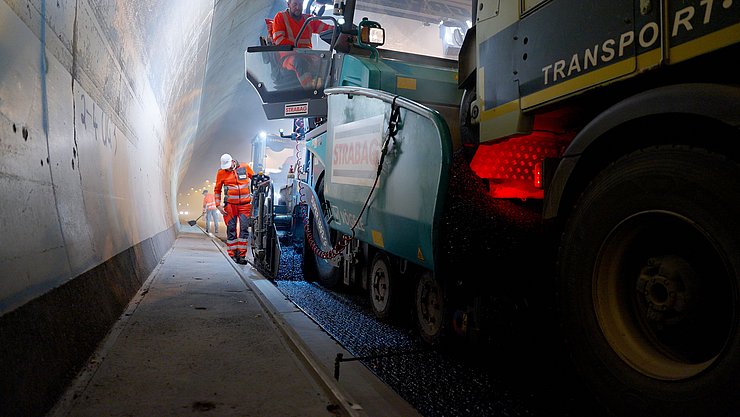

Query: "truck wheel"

xmin=415 ymin=271 xmax=445 ymax=344
xmin=369 ymin=253 xmax=395 ymax=320
xmin=458 ymin=86 xmax=479 ymax=162
xmin=558 ymin=146 xmax=740 ymax=417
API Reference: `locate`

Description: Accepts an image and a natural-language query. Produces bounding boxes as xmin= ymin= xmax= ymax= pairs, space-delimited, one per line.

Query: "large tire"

xmin=369 ymin=253 xmax=395 ymax=321
xmin=558 ymin=146 xmax=740 ymax=417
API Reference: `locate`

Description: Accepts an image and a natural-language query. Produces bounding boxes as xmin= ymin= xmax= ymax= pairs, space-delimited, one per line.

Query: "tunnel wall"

xmin=0 ymin=0 xmax=212 ymax=415
xmin=0 ymin=226 xmax=176 ymax=417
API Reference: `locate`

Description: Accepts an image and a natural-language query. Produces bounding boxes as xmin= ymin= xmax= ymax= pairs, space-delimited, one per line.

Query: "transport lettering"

xmin=541 ymin=0 xmax=727 ymax=85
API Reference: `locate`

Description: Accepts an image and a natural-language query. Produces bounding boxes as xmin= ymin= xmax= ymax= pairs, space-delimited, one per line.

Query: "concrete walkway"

xmin=48 ymin=228 xmax=420 ymax=417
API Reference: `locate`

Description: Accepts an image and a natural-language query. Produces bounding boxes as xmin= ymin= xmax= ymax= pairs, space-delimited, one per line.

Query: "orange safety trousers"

xmin=224 ymin=203 xmax=251 ymax=258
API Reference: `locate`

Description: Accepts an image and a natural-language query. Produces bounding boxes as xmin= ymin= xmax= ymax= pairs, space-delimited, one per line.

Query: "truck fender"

xmin=543 ymin=83 xmax=740 ymax=220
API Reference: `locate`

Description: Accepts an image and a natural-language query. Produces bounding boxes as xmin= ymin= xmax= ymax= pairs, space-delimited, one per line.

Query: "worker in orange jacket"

xmin=202 ymin=189 xmax=219 ymax=236
xmin=271 ymin=0 xmax=333 ymax=88
xmin=215 ymin=153 xmax=255 ymax=264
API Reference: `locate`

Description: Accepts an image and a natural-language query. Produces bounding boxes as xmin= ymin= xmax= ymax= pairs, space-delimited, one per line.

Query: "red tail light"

xmin=534 ymin=161 xmax=543 ymax=188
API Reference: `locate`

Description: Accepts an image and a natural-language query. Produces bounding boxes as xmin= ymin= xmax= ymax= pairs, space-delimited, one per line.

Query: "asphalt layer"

xmin=273 ymin=245 xmax=605 ymax=417
xmin=266 ymin=155 xmax=608 ymax=417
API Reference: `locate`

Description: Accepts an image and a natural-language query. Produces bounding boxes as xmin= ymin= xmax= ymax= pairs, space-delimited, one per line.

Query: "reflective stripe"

xmin=280 ymin=12 xmax=295 ymax=45
xmin=237 ymin=236 xmax=248 ymax=250
xmin=274 ymin=10 xmax=332 ymax=47
xmin=225 ymin=194 xmax=251 ymax=203
xmin=278 ymin=11 xmax=312 ymax=48
xmin=204 ymin=193 xmax=217 ymax=210
xmin=215 ymin=162 xmax=254 ymax=207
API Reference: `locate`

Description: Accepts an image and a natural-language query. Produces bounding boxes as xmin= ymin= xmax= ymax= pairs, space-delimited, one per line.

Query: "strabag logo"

xmin=331 ymin=115 xmax=383 ymax=187
xmin=285 ymin=102 xmax=308 ymax=116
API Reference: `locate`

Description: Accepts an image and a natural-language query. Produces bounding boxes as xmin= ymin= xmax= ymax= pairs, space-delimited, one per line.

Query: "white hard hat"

xmin=220 ymin=153 xmax=233 ymax=169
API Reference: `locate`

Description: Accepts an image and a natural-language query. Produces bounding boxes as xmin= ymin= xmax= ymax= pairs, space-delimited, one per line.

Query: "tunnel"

xmin=1 ymin=1 xmax=478 ymax=416
xmin=0 ymin=0 xmax=294 ymax=415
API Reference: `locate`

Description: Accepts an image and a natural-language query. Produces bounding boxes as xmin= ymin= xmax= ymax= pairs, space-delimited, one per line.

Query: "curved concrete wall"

xmin=0 ymin=0 xmax=213 ymax=314
xmin=0 ymin=1 xmax=213 ymax=415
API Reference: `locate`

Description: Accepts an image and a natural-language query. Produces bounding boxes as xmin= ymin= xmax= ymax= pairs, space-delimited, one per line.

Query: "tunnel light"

xmin=179 ymin=211 xmax=184 ymax=215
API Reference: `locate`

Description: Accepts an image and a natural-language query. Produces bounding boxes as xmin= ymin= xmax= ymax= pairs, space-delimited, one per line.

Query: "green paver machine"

xmin=244 ymin=0 xmax=462 ymax=324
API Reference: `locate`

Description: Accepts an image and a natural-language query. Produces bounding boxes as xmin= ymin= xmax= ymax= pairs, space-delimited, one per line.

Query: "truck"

xmin=244 ymin=1 xmax=740 ymax=416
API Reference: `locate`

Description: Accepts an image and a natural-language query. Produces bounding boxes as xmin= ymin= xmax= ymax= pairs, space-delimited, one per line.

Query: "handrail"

xmin=296 ymin=16 xmax=340 ymax=92
xmin=295 ymin=15 xmax=339 ymax=50
xmin=325 ymin=86 xmax=442 ymax=123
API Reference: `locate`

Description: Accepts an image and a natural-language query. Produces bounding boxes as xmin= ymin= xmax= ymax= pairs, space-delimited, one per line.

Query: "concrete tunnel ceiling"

xmin=178 ymin=0 xmax=471 ymax=200
xmin=176 ymin=0 xmax=292 ymax=199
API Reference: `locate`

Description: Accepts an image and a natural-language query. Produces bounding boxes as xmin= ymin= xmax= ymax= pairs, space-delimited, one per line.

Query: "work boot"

xmin=237 ymin=256 xmax=248 ymax=265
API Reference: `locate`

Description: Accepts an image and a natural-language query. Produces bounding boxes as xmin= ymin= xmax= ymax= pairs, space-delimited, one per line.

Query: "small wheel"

xmin=415 ymin=271 xmax=445 ymax=344
xmin=369 ymin=253 xmax=394 ymax=320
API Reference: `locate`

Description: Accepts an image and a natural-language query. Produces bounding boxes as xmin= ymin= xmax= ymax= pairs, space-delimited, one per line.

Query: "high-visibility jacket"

xmin=271 ymin=10 xmax=332 ymax=48
xmin=214 ymin=162 xmax=255 ymax=207
xmin=202 ymin=193 xmax=217 ymax=211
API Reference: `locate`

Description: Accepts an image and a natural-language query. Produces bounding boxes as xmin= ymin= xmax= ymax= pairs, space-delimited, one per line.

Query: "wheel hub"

xmin=417 ymin=277 xmax=442 ymax=329
xmin=372 ymin=269 xmax=387 ymax=304
xmin=637 ymin=256 xmax=695 ymax=325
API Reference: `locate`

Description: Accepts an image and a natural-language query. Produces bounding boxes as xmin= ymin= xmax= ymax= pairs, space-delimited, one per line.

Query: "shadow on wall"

xmin=0 ymin=227 xmax=177 ymax=417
